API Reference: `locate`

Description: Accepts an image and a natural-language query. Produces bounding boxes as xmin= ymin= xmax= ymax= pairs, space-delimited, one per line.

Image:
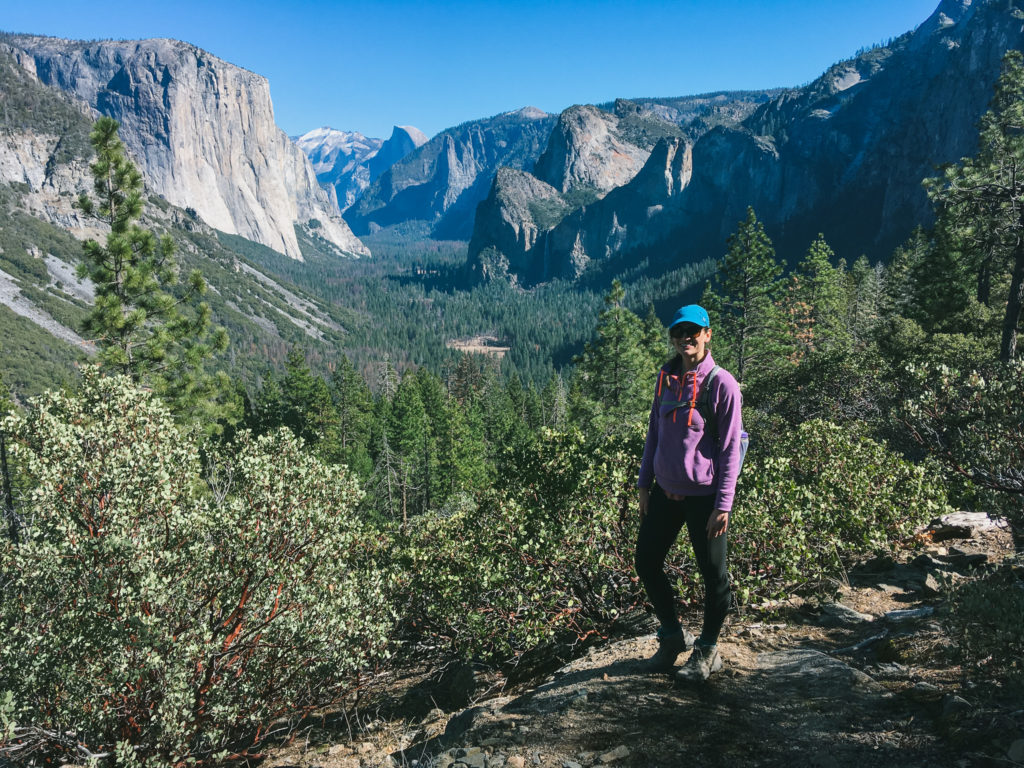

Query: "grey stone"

xmin=922 ymin=572 xmax=944 ymax=596
xmin=820 ymin=601 xmax=874 ymax=626
xmin=884 ymin=607 xmax=935 ymax=622
xmin=941 ymin=695 xmax=972 ymax=719
xmin=1007 ymin=738 xmax=1024 ymax=763
xmin=598 ymin=746 xmax=630 ymax=763
xmin=5 ymin=36 xmax=369 ymax=261
xmin=911 ymin=553 xmax=946 ymax=570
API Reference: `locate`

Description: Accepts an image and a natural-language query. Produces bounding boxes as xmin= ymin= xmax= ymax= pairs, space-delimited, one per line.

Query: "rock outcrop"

xmin=467 ymin=168 xmax=565 ymax=283
xmin=467 ymin=0 xmax=1024 ymax=282
xmin=344 ymin=107 xmax=557 ymax=240
xmin=468 ymin=108 xmax=692 ymax=283
xmin=533 ymin=105 xmax=651 ymax=195
xmin=366 ymin=124 xmax=429 ymax=182
xmin=4 ymin=34 xmax=368 ymax=260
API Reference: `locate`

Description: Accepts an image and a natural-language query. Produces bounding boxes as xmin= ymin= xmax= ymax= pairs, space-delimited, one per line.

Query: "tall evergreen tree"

xmin=704 ymin=207 xmax=786 ymax=383
xmin=925 ymin=51 xmax=1024 ymax=360
xmin=281 ymin=347 xmax=336 ymax=454
xmin=329 ymin=354 xmax=373 ymax=476
xmin=75 ymin=116 xmax=228 ymax=416
xmin=571 ymin=280 xmax=651 ymax=434
xmin=790 ymin=234 xmax=848 ymax=355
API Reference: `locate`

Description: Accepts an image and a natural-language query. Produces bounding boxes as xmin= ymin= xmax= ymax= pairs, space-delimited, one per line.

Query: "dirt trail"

xmin=264 ymin=514 xmax=1021 ymax=768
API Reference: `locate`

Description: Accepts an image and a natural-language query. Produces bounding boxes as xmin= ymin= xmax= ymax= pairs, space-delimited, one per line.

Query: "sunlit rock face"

xmin=7 ymin=35 xmax=368 ymax=260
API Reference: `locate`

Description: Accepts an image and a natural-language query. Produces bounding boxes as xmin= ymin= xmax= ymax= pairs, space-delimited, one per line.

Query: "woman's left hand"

xmin=707 ymin=509 xmax=729 ymax=539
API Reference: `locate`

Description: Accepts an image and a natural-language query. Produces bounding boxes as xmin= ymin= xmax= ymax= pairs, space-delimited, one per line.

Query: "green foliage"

xmin=0 ymin=371 xmax=390 ymax=765
xmin=898 ymin=360 xmax=1024 ymax=532
xmin=527 ymin=196 xmax=570 ymax=231
xmin=395 ymin=427 xmax=646 ymax=663
xmin=703 ymin=207 xmax=788 ymax=384
xmin=731 ymin=420 xmax=952 ymax=602
xmin=75 ymin=117 xmax=229 ymax=422
xmin=571 ymin=280 xmax=656 ymax=435
xmin=925 ymin=51 xmax=1024 ymax=361
xmin=788 ymin=234 xmax=849 ymax=356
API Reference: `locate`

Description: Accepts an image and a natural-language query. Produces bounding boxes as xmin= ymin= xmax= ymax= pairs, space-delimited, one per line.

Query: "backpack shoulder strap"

xmin=696 ymin=365 xmax=722 ymax=440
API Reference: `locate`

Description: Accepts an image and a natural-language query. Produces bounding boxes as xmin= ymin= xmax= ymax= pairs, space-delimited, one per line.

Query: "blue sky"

xmin=5 ymin=0 xmax=941 ymax=140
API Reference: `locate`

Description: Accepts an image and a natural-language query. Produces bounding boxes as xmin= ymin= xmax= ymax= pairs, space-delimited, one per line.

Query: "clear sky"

xmin=4 ymin=0 xmax=941 ymax=140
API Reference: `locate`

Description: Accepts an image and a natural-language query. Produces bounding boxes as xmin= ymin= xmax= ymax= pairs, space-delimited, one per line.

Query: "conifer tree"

xmin=571 ymin=279 xmax=651 ymax=434
xmin=281 ymin=347 xmax=336 ymax=453
xmin=790 ymin=234 xmax=848 ymax=355
xmin=704 ymin=207 xmax=786 ymax=383
xmin=926 ymin=51 xmax=1024 ymax=360
xmin=330 ymin=355 xmax=373 ymax=476
xmin=540 ymin=374 xmax=569 ymax=430
xmin=75 ymin=116 xmax=228 ymax=416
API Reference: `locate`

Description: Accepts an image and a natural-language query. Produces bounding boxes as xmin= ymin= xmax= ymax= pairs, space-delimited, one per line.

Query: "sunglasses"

xmin=670 ymin=324 xmax=707 ymax=339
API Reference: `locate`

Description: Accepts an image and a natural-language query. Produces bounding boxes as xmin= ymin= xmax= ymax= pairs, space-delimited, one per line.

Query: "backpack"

xmin=695 ymin=365 xmax=750 ymax=472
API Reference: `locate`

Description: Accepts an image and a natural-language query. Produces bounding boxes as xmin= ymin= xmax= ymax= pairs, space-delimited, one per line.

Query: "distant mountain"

xmin=294 ymin=124 xmax=427 ymax=212
xmin=2 ymin=34 xmax=368 ymax=261
xmin=343 ymin=107 xmax=559 ymax=240
xmin=467 ymin=0 xmax=1024 ymax=284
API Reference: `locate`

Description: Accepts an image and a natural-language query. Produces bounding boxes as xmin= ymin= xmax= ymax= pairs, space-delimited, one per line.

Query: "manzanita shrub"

xmin=0 ymin=370 xmax=391 ymax=766
xmin=394 ymin=427 xmax=647 ymax=664
xmin=899 ymin=360 xmax=1024 ymax=534
xmin=395 ymin=419 xmax=952 ymax=664
xmin=730 ymin=419 xmax=952 ymax=603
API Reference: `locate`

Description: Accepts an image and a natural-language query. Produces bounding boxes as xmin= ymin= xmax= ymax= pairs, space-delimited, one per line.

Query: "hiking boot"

xmin=639 ymin=628 xmax=695 ymax=673
xmin=675 ymin=642 xmax=723 ymax=683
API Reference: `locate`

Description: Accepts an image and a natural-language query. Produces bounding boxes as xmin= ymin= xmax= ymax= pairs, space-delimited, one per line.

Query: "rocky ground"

xmin=263 ymin=513 xmax=1022 ymax=768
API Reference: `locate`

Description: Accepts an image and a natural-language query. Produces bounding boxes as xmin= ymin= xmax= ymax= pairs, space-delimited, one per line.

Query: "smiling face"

xmin=670 ymin=323 xmax=712 ymax=367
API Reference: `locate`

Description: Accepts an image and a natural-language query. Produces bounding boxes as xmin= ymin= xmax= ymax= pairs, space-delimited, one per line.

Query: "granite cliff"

xmin=344 ymin=106 xmax=558 ymax=240
xmin=3 ymin=34 xmax=368 ymax=260
xmin=468 ymin=0 xmax=1024 ymax=284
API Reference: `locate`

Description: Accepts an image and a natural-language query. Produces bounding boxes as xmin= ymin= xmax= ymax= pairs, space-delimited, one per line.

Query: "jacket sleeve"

xmin=713 ymin=374 xmax=743 ymax=512
xmin=637 ymin=379 xmax=660 ymax=489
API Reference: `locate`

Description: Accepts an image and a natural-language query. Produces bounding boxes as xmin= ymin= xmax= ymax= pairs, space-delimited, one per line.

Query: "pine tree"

xmin=540 ymin=374 xmax=569 ymax=430
xmin=75 ymin=116 xmax=228 ymax=417
xmin=925 ymin=51 xmax=1024 ymax=360
xmin=790 ymin=234 xmax=848 ymax=356
xmin=571 ymin=280 xmax=652 ymax=434
xmin=329 ymin=355 xmax=373 ymax=476
xmin=704 ymin=207 xmax=787 ymax=383
xmin=281 ymin=347 xmax=336 ymax=454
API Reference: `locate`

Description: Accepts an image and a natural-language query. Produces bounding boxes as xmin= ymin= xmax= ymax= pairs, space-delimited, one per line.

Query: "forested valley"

xmin=1 ymin=53 xmax=1022 ymax=768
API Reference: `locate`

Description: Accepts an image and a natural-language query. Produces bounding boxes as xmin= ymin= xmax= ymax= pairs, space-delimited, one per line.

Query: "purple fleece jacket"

xmin=636 ymin=353 xmax=743 ymax=512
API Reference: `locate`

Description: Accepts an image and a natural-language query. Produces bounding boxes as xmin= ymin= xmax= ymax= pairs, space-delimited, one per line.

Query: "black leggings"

xmin=634 ymin=485 xmax=730 ymax=644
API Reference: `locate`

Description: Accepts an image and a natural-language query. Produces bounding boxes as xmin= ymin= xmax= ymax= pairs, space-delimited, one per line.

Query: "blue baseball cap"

xmin=669 ymin=304 xmax=710 ymax=329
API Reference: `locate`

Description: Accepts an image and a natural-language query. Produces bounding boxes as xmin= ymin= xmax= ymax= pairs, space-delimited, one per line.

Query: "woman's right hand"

xmin=638 ymin=487 xmax=650 ymax=521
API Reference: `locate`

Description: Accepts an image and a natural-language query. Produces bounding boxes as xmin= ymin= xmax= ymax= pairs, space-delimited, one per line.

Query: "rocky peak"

xmin=5 ymin=34 xmax=368 ymax=260
xmin=367 ymin=125 xmax=429 ymax=182
xmin=532 ymin=104 xmax=651 ymax=195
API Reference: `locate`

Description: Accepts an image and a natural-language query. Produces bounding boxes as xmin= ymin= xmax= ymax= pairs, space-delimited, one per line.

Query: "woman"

xmin=635 ymin=304 xmax=744 ymax=682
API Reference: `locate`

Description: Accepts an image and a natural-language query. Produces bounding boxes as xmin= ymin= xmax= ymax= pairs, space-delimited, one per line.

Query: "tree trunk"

xmin=1001 ymin=240 xmax=1024 ymax=361
xmin=1 ymin=431 xmax=16 ymax=543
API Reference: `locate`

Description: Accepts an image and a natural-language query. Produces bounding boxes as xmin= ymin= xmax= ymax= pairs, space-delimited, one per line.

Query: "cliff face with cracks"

xmin=468 ymin=0 xmax=1024 ymax=283
xmin=5 ymin=34 xmax=368 ymax=260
